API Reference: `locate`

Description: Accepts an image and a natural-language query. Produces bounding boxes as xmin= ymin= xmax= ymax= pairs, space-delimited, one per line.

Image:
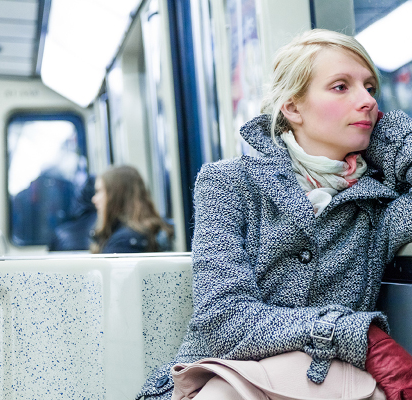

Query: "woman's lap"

xmin=194 ymin=376 xmax=243 ymax=400
xmin=143 ymin=376 xmax=243 ymax=400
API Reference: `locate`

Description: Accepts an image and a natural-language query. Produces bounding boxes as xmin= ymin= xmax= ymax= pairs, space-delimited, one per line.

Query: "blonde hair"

xmin=260 ymin=29 xmax=380 ymax=140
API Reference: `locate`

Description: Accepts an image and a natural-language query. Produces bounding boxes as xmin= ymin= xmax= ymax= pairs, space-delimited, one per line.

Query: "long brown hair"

xmin=91 ymin=165 xmax=173 ymax=253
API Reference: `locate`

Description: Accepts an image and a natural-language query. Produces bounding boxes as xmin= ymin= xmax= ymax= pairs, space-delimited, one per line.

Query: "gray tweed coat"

xmin=137 ymin=110 xmax=412 ymax=399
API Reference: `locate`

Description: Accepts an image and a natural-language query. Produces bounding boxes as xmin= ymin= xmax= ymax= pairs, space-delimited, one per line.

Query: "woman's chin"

xmin=351 ymin=137 xmax=371 ymax=153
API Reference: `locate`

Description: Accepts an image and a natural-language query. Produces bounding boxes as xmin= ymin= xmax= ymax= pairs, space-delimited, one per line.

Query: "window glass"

xmin=141 ymin=0 xmax=173 ymax=219
xmin=197 ymin=0 xmax=264 ymax=158
xmin=191 ymin=0 xmax=222 ymax=163
xmin=7 ymin=113 xmax=88 ymax=246
xmin=107 ymin=62 xmax=127 ymax=164
xmin=225 ymin=0 xmax=263 ymax=155
xmin=354 ymin=0 xmax=411 ymax=114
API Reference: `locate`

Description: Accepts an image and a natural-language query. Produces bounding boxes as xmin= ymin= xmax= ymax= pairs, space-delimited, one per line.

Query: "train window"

xmin=191 ymin=0 xmax=222 ymax=163
xmin=141 ymin=2 xmax=173 ymax=219
xmin=313 ymin=0 xmax=412 ymax=116
xmin=7 ymin=113 xmax=88 ymax=246
xmin=224 ymin=0 xmax=264 ymax=156
xmin=192 ymin=0 xmax=265 ymax=159
xmin=353 ymin=0 xmax=412 ymax=115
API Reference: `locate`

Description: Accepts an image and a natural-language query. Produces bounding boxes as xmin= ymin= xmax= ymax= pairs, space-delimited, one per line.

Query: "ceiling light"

xmin=41 ymin=37 xmax=106 ymax=107
xmin=41 ymin=0 xmax=141 ymax=107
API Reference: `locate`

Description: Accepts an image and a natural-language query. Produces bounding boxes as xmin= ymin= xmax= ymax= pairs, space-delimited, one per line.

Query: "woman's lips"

xmin=351 ymin=121 xmax=372 ymax=129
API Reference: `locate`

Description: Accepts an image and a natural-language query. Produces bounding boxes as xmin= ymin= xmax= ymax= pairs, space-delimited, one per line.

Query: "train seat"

xmin=0 ymin=252 xmax=410 ymax=400
xmin=0 ymin=253 xmax=193 ymax=400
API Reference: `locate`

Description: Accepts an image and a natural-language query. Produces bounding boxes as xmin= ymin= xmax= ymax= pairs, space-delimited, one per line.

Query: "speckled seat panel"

xmin=0 ymin=254 xmax=193 ymax=399
xmin=0 ymin=271 xmax=104 ymax=398
xmin=141 ymin=270 xmax=193 ymax=375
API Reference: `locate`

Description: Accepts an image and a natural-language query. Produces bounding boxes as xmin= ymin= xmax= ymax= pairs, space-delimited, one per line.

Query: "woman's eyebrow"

xmin=327 ymin=72 xmax=376 ymax=82
xmin=327 ymin=73 xmax=352 ymax=79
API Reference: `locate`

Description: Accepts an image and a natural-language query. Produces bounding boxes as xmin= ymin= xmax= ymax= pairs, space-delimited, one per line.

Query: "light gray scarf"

xmin=281 ymin=130 xmax=367 ymax=217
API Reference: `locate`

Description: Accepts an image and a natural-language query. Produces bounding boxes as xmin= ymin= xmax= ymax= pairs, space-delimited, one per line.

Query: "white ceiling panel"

xmin=0 ymin=60 xmax=32 ymax=75
xmin=0 ymin=22 xmax=36 ymax=38
xmin=0 ymin=42 xmax=34 ymax=57
xmin=0 ymin=0 xmax=39 ymax=77
xmin=0 ymin=1 xmax=38 ymax=22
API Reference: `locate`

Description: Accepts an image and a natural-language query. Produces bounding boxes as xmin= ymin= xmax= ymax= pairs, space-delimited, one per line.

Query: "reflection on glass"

xmin=8 ymin=117 xmax=88 ymax=246
xmin=107 ymin=61 xmax=127 ymax=164
xmin=142 ymin=0 xmax=173 ymax=219
xmin=226 ymin=0 xmax=263 ymax=155
xmin=191 ymin=0 xmax=222 ymax=162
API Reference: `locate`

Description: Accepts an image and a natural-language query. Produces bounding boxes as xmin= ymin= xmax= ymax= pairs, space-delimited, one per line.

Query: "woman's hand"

xmin=366 ymin=324 xmax=412 ymax=399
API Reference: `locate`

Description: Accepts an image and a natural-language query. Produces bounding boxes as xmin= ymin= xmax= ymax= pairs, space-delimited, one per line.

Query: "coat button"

xmin=298 ymin=249 xmax=312 ymax=264
xmin=155 ymin=375 xmax=169 ymax=388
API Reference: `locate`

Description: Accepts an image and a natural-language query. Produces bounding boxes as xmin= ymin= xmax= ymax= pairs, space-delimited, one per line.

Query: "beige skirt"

xmin=171 ymin=351 xmax=386 ymax=400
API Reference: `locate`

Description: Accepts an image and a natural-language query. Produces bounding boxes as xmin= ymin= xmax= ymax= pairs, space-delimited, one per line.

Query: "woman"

xmin=91 ymin=165 xmax=173 ymax=253
xmin=137 ymin=29 xmax=412 ymax=399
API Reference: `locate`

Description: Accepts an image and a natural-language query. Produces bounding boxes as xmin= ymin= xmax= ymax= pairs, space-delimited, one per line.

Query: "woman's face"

xmin=283 ymin=47 xmax=378 ymax=161
xmin=92 ymin=177 xmax=107 ymax=219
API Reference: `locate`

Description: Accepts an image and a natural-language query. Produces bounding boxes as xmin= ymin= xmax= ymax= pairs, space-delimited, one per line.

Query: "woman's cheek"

xmin=321 ymin=101 xmax=345 ymax=120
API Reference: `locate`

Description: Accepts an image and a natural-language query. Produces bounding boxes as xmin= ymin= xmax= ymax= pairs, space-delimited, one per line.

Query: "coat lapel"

xmin=241 ymin=155 xmax=317 ymax=239
xmin=327 ymin=175 xmax=399 ymax=208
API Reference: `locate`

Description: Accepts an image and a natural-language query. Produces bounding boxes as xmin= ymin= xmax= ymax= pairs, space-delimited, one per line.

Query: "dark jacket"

xmin=101 ymin=225 xmax=150 ymax=253
xmin=100 ymin=222 xmax=173 ymax=254
xmin=138 ymin=110 xmax=412 ymax=399
xmin=48 ymin=176 xmax=97 ymax=251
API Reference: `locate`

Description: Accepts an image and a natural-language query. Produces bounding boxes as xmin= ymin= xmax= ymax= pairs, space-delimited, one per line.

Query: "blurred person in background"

xmin=90 ymin=165 xmax=173 ymax=253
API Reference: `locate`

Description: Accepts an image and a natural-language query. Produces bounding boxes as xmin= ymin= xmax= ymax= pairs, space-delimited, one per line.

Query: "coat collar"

xmin=239 ymin=114 xmax=279 ymax=157
xmin=329 ymin=175 xmax=398 ymax=206
xmin=239 ymin=113 xmax=400 ymax=201
xmin=240 ymin=114 xmax=317 ymax=236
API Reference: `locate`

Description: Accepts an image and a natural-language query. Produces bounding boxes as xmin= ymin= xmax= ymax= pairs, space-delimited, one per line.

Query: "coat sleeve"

xmin=191 ymin=162 xmax=388 ymax=384
xmin=366 ymin=110 xmax=412 ymax=261
xmin=366 ymin=109 xmax=412 ymax=193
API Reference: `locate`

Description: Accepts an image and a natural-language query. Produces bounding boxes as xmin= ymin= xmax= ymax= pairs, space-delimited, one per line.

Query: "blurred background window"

xmin=7 ymin=113 xmax=88 ymax=246
xmin=353 ymin=0 xmax=412 ymax=113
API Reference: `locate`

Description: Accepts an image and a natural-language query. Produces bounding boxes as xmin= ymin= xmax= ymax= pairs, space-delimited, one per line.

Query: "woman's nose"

xmin=358 ymin=87 xmax=377 ymax=110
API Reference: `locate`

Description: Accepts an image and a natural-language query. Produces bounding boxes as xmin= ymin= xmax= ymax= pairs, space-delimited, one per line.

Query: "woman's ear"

xmin=281 ymin=99 xmax=302 ymax=126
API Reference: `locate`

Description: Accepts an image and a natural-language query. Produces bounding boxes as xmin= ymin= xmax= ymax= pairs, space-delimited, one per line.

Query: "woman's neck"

xmin=293 ymin=131 xmax=354 ymax=161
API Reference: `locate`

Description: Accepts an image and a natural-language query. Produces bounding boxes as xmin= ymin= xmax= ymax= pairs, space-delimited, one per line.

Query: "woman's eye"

xmin=366 ymin=86 xmax=376 ymax=96
xmin=333 ymin=84 xmax=347 ymax=92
